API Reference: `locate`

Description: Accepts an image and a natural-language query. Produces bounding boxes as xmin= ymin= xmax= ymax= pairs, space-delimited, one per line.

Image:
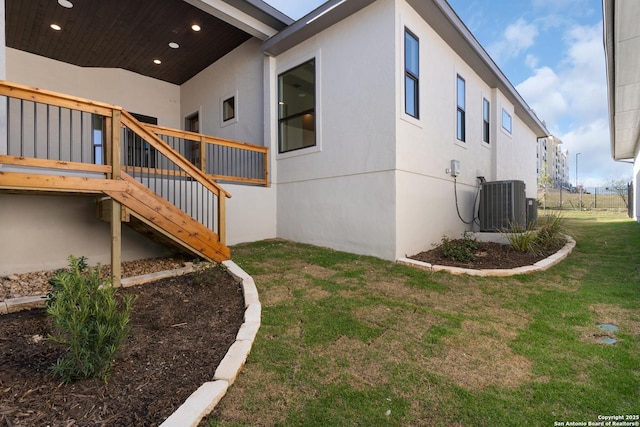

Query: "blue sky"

xmin=263 ymin=0 xmax=633 ymax=186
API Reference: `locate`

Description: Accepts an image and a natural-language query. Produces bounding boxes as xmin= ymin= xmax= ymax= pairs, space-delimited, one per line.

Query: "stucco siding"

xmin=180 ymin=38 xmax=265 ymax=146
xmin=394 ymin=0 xmax=540 ymax=257
xmin=277 ymin=171 xmax=397 ymax=260
xmin=6 ymin=48 xmax=181 ymax=128
xmin=0 ymin=194 xmax=173 ymax=275
xmin=274 ymin=0 xmax=398 ymax=259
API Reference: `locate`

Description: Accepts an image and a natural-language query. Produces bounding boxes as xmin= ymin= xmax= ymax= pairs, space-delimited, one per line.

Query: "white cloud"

xmin=525 ymin=54 xmax=539 ymax=69
xmin=559 ymin=119 xmax=632 ymax=187
xmin=488 ymin=18 xmax=539 ymax=63
xmin=517 ymin=66 xmax=569 ymax=128
xmin=515 ymin=20 xmax=629 ymax=184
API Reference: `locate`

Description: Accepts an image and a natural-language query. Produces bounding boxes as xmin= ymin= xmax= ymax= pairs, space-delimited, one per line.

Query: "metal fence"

xmin=537 ymin=186 xmax=630 ymax=211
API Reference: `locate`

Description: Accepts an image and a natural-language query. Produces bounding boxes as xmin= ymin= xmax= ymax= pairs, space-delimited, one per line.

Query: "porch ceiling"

xmin=6 ymin=0 xmax=286 ymax=85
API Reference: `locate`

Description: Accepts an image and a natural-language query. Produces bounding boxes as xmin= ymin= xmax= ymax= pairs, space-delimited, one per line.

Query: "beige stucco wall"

xmin=0 ymin=194 xmax=174 ymax=275
xmin=6 ymin=48 xmax=181 ymax=128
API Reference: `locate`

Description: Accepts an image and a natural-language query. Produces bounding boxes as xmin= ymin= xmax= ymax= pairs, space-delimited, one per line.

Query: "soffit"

xmin=609 ymin=0 xmax=640 ymax=160
xmin=5 ymin=0 xmax=288 ymax=85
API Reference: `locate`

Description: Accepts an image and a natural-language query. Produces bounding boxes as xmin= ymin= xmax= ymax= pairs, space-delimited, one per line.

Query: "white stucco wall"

xmin=393 ymin=0 xmax=540 ymax=259
xmin=180 ymin=39 xmax=265 ymax=145
xmin=180 ymin=38 xmax=277 ymax=245
xmin=272 ymin=0 xmax=398 ymax=259
xmin=0 ymin=194 xmax=174 ymax=275
xmin=6 ymin=48 xmax=181 ymax=127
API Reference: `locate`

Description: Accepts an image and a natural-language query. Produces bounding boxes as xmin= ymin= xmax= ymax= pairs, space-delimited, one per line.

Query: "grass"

xmin=204 ymin=211 xmax=640 ymax=426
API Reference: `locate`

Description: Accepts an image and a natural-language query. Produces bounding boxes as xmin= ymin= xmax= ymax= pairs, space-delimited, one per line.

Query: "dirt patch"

xmin=422 ymin=321 xmax=533 ymax=390
xmin=0 ymin=265 xmax=244 ymax=426
xmin=410 ymin=240 xmax=563 ymax=270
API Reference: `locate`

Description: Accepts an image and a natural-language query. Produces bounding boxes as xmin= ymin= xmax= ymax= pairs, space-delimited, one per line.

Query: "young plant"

xmin=46 ymin=256 xmax=135 ymax=383
xmin=535 ymin=214 xmax=565 ymax=250
xmin=439 ymin=232 xmax=479 ymax=263
xmin=501 ymin=222 xmax=540 ymax=255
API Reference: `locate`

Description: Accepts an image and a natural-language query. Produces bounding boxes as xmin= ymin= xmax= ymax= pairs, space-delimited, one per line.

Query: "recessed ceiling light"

xmin=58 ymin=0 xmax=73 ymax=8
xmin=153 ymin=59 xmax=162 ymax=65
xmin=169 ymin=42 xmax=179 ymax=49
xmin=191 ymin=24 xmax=201 ymax=32
xmin=50 ymin=24 xmax=62 ymax=31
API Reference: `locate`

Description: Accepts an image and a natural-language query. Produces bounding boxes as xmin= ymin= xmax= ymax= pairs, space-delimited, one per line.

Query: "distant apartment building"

xmin=537 ymin=136 xmax=570 ymax=190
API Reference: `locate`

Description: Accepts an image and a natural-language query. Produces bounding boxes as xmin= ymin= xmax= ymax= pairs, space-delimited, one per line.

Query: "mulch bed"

xmin=409 ymin=240 xmax=563 ymax=269
xmin=1 ymin=267 xmax=244 ymax=426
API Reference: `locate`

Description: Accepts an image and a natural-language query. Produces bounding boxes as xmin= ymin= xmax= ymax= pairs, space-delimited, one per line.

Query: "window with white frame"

xmin=278 ymin=58 xmax=316 ymax=153
xmin=456 ymin=75 xmax=466 ymax=142
xmin=482 ymin=98 xmax=490 ymax=144
xmin=404 ymin=29 xmax=419 ymax=118
xmin=502 ymin=108 xmax=512 ymax=134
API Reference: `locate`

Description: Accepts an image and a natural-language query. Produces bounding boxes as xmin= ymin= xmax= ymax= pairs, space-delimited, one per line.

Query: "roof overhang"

xmin=408 ymin=0 xmax=548 ymax=137
xmin=602 ymin=0 xmax=640 ymax=161
xmin=6 ymin=0 xmax=291 ymax=85
xmin=263 ymin=0 xmax=548 ymax=138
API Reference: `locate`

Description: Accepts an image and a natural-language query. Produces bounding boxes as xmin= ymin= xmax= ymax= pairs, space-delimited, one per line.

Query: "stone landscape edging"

xmin=396 ymin=235 xmax=576 ymax=276
xmin=1 ymin=260 xmax=260 ymax=427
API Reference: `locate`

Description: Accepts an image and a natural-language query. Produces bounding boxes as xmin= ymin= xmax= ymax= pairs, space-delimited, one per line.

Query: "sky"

xmin=263 ymin=0 xmax=633 ymax=187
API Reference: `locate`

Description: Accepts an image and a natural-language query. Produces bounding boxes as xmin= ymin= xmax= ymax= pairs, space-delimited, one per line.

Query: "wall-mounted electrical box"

xmin=450 ymin=159 xmax=460 ymax=177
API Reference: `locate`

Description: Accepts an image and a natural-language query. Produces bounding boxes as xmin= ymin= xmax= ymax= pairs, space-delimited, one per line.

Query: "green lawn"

xmin=205 ymin=211 xmax=640 ymax=426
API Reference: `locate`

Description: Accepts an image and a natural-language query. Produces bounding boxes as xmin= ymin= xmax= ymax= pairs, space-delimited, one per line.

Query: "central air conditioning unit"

xmin=479 ymin=180 xmax=526 ymax=232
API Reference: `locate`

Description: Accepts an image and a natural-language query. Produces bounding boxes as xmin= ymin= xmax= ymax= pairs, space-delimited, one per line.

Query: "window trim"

xmin=501 ymin=108 xmax=512 ymax=134
xmin=482 ymin=97 xmax=490 ymax=144
xmin=220 ymin=91 xmax=238 ymax=128
xmin=277 ymin=56 xmax=318 ymax=155
xmin=404 ymin=28 xmax=419 ymax=119
xmin=456 ymin=75 xmax=466 ymax=142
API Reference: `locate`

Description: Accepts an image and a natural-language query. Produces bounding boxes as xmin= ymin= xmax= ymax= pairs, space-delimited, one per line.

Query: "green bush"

xmin=46 ymin=256 xmax=135 ymax=383
xmin=440 ymin=232 xmax=479 ymax=263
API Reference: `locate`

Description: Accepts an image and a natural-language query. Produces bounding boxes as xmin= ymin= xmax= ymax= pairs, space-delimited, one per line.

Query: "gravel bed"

xmin=0 ymin=255 xmax=195 ymax=301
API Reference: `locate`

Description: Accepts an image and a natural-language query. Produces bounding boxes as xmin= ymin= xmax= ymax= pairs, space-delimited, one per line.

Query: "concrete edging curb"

xmin=1 ymin=260 xmax=260 ymax=427
xmin=397 ymin=235 xmax=576 ymax=277
xmin=160 ymin=260 xmax=259 ymax=427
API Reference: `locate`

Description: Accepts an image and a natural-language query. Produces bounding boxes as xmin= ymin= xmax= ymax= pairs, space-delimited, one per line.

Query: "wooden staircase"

xmin=99 ymin=173 xmax=230 ymax=261
xmin=0 ymin=81 xmax=268 ymax=282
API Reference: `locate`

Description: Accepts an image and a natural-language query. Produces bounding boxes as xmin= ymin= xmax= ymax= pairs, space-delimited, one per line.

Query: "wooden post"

xmin=199 ymin=136 xmax=206 ymax=173
xmin=110 ymin=109 xmax=122 ymax=287
xmin=218 ymin=193 xmax=226 ymax=246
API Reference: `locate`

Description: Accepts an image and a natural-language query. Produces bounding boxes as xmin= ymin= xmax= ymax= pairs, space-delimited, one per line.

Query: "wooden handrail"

xmin=0 ymin=80 xmax=116 ymax=117
xmin=144 ymin=123 xmax=269 ymax=154
xmin=120 ymin=111 xmax=231 ymax=199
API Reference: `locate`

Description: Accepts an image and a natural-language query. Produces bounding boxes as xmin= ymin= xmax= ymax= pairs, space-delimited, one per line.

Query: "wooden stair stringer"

xmin=102 ymin=175 xmax=230 ymax=263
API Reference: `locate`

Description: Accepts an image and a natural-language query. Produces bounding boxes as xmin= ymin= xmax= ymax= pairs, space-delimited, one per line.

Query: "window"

xmin=404 ymin=29 xmax=419 ymax=118
xmin=222 ymin=96 xmax=235 ymax=122
xmin=482 ymin=98 xmax=490 ymax=144
xmin=502 ymin=109 xmax=512 ymax=134
xmin=278 ymin=58 xmax=316 ymax=153
xmin=456 ymin=75 xmax=465 ymax=141
xmin=92 ymin=114 xmax=104 ymax=165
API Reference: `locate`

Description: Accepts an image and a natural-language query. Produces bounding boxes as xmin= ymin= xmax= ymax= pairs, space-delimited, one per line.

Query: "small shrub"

xmin=501 ymin=222 xmax=541 ymax=255
xmin=440 ymin=232 xmax=478 ymax=263
xmin=46 ymin=256 xmax=135 ymax=383
xmin=536 ymin=214 xmax=565 ymax=249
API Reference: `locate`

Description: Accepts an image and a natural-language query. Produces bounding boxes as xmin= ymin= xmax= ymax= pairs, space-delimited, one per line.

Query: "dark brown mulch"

xmin=409 ymin=240 xmax=564 ymax=270
xmin=0 ymin=267 xmax=245 ymax=426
